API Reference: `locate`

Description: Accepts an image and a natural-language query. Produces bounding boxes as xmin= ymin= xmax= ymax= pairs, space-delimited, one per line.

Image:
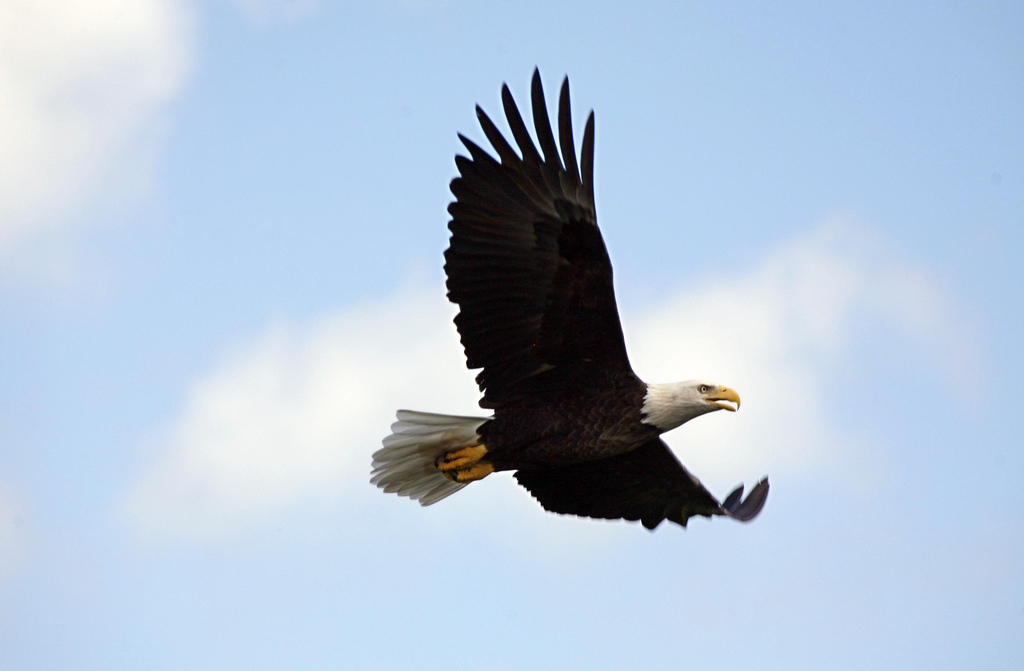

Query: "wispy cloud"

xmin=126 ymin=287 xmax=482 ymax=540
xmin=630 ymin=221 xmax=977 ymax=492
xmin=126 ymin=222 xmax=974 ymax=540
xmin=0 ymin=0 xmax=192 ymax=281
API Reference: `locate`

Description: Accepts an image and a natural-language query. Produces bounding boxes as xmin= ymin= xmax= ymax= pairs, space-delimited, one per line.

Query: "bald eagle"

xmin=371 ymin=71 xmax=768 ymax=529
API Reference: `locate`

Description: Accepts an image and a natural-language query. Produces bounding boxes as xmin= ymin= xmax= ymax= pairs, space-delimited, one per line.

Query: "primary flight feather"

xmin=371 ymin=70 xmax=768 ymax=529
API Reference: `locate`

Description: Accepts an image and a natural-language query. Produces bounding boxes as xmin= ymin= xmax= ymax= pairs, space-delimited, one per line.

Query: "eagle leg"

xmin=445 ymin=462 xmax=495 ymax=483
xmin=435 ymin=444 xmax=488 ymax=472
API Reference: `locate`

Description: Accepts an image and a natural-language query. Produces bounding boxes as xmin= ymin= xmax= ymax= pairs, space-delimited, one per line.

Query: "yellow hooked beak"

xmin=705 ymin=386 xmax=741 ymax=412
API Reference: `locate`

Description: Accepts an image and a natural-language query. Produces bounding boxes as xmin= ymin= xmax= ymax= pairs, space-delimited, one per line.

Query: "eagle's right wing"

xmin=514 ymin=437 xmax=770 ymax=529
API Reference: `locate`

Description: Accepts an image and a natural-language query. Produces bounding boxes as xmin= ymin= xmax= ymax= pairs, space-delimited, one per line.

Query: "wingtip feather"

xmin=722 ymin=477 xmax=770 ymax=522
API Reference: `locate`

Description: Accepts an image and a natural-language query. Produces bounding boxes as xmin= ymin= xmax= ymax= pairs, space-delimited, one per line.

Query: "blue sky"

xmin=1 ymin=1 xmax=1022 ymax=669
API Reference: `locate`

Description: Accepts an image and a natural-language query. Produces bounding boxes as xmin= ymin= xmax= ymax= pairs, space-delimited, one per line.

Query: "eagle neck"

xmin=640 ymin=382 xmax=694 ymax=433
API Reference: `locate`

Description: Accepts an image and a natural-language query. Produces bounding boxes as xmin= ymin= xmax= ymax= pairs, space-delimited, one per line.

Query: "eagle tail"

xmin=371 ymin=410 xmax=490 ymax=506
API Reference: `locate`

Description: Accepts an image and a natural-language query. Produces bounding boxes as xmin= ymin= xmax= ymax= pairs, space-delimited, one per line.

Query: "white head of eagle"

xmin=640 ymin=381 xmax=742 ymax=433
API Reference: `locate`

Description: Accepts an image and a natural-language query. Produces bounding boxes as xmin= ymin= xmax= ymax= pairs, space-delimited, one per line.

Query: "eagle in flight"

xmin=371 ymin=70 xmax=769 ymax=530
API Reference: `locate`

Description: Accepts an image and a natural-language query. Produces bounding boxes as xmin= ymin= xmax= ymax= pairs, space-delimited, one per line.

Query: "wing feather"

xmin=580 ymin=112 xmax=595 ymax=201
xmin=530 ymin=71 xmax=566 ymax=197
xmin=557 ymin=78 xmax=583 ymax=198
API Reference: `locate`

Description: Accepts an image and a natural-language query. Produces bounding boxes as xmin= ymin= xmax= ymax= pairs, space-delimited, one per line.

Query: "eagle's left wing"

xmin=445 ymin=70 xmax=636 ymax=410
xmin=514 ymin=437 xmax=769 ymax=529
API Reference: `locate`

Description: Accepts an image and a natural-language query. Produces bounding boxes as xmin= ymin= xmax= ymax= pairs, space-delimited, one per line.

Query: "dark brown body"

xmin=480 ymin=377 xmax=657 ymax=470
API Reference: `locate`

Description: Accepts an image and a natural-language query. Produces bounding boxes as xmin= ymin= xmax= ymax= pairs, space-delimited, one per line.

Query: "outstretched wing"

xmin=514 ymin=438 xmax=770 ymax=529
xmin=445 ymin=69 xmax=634 ymax=409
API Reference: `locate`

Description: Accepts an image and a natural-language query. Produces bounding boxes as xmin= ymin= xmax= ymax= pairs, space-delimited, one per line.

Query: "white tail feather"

xmin=371 ymin=410 xmax=490 ymax=506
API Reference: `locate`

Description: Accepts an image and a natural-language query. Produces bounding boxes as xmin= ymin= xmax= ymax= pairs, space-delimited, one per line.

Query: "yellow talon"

xmin=436 ymin=444 xmax=488 ymax=471
xmin=446 ymin=463 xmax=495 ymax=483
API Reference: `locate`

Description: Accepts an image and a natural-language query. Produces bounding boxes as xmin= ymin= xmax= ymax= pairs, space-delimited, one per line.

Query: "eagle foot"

xmin=435 ymin=444 xmax=488 ymax=472
xmin=442 ymin=462 xmax=495 ymax=483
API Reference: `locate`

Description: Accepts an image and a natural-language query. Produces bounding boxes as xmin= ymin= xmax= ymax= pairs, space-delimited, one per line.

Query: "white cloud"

xmin=630 ymin=221 xmax=974 ymax=492
xmin=127 ymin=285 xmax=483 ymax=539
xmin=0 ymin=0 xmax=192 ymax=277
xmin=126 ymin=223 xmax=973 ymax=540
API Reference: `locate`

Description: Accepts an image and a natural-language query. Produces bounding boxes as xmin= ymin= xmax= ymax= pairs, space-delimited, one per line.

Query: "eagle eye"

xmin=699 ymin=384 xmax=710 ymax=394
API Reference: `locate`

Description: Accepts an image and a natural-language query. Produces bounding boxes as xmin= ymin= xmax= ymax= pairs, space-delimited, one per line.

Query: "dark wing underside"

xmin=514 ymin=438 xmax=770 ymax=529
xmin=445 ymin=69 xmax=635 ymax=409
